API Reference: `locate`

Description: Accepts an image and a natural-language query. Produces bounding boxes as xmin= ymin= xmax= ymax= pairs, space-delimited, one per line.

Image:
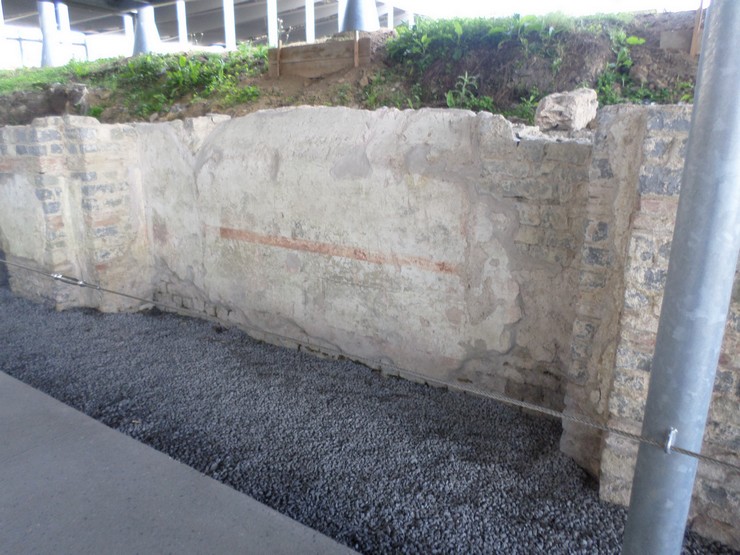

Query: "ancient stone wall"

xmin=0 ymin=106 xmax=737 ymax=548
xmin=596 ymin=106 xmax=740 ymax=548
xmin=0 ymin=116 xmax=150 ymax=310
xmin=140 ymin=108 xmax=591 ymax=411
xmin=560 ymin=106 xmax=647 ymax=475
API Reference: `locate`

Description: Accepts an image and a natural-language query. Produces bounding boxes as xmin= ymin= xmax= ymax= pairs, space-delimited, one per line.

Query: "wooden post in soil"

xmin=690 ymin=0 xmax=705 ymax=57
xmin=353 ymin=31 xmax=359 ymax=68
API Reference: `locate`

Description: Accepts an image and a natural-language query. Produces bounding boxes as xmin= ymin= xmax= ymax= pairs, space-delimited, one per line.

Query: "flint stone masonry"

xmin=0 ymin=106 xmax=737 ymax=549
xmin=596 ymin=105 xmax=740 ymax=549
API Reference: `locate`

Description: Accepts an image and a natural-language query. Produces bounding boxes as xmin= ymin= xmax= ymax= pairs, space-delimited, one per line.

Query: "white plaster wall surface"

xmin=0 ymin=109 xmax=590 ymax=406
xmin=125 ymin=108 xmax=588 ymax=413
xmin=151 ymin=108 xmax=531 ymax=382
xmin=0 ymin=171 xmax=45 ymax=261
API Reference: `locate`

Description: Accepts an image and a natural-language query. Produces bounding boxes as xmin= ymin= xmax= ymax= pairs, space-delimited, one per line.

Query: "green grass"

xmin=0 ymin=57 xmax=119 ymax=95
xmin=0 ymin=14 xmax=692 ymax=121
xmin=111 ymin=42 xmax=268 ymax=117
xmin=0 ymin=65 xmax=75 ymax=94
xmin=0 ymin=43 xmax=267 ymax=119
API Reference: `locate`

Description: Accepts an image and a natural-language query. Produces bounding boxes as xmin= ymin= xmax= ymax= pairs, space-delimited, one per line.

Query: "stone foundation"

xmin=0 ymin=106 xmax=737 ymax=548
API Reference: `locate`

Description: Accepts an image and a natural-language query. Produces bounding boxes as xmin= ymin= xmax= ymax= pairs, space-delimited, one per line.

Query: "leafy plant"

xmin=362 ymin=69 xmax=422 ymax=110
xmin=594 ymin=31 xmax=679 ymax=106
xmin=333 ymin=83 xmax=353 ymax=106
xmin=113 ymin=42 xmax=267 ymax=117
xmin=445 ymin=72 xmax=494 ymax=112
xmin=87 ymin=105 xmax=104 ymax=119
xmin=503 ymin=88 xmax=541 ymax=125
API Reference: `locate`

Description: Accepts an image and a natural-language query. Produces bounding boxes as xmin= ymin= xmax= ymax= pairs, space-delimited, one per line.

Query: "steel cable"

xmin=1 ymin=257 xmax=738 ymax=474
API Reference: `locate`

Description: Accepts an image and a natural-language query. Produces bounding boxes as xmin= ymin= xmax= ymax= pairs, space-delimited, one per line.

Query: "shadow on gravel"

xmin=0 ymin=288 xmax=735 ymax=555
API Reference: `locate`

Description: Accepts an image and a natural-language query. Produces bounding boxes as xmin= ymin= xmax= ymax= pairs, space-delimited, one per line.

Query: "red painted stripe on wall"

xmin=218 ymin=226 xmax=458 ymax=274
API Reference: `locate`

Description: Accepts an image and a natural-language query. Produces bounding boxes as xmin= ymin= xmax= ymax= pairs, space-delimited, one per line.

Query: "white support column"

xmin=55 ymin=2 xmax=71 ymax=63
xmin=405 ymin=11 xmax=414 ymax=27
xmin=337 ymin=0 xmax=346 ymax=32
xmin=133 ymin=5 xmax=161 ymax=55
xmin=386 ymin=3 xmax=394 ymax=29
xmin=0 ymin=0 xmax=6 ymax=38
xmin=37 ymin=0 xmax=60 ymax=67
xmin=305 ymin=0 xmax=315 ymax=44
xmin=267 ymin=0 xmax=278 ymax=48
xmin=223 ymin=0 xmax=236 ymax=50
xmin=176 ymin=0 xmax=188 ymax=50
xmin=122 ymin=13 xmax=134 ymax=56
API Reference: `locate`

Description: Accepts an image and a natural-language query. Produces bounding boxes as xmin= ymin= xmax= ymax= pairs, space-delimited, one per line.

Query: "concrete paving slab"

xmin=0 ymin=371 xmax=356 ymax=555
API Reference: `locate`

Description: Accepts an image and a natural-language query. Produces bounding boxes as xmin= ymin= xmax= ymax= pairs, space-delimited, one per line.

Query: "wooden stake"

xmin=690 ymin=0 xmax=705 ymax=57
xmin=354 ymin=30 xmax=359 ymax=68
xmin=276 ymin=40 xmax=283 ymax=77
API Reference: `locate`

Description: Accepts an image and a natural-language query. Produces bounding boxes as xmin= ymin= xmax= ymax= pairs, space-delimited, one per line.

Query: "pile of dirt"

xmin=0 ymin=10 xmax=700 ymax=126
xmin=0 ymin=83 xmax=89 ymax=126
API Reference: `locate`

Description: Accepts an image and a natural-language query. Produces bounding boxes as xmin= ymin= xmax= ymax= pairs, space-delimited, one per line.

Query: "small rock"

xmin=535 ymin=88 xmax=598 ymax=131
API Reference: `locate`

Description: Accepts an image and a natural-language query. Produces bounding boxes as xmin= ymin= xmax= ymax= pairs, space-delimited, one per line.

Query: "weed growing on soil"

xmin=595 ymin=31 xmax=692 ymax=106
xmin=445 ymin=73 xmax=495 ymax=112
xmin=116 ymin=42 xmax=266 ymax=117
xmin=503 ymin=88 xmax=542 ymax=125
xmin=333 ymin=83 xmax=354 ymax=106
xmin=362 ymin=69 xmax=422 ymax=110
xmin=0 ymin=58 xmax=114 ymax=95
xmin=1 ymin=11 xmax=696 ymax=123
xmin=0 ymin=43 xmax=266 ymax=119
xmin=386 ymin=14 xmax=626 ymax=116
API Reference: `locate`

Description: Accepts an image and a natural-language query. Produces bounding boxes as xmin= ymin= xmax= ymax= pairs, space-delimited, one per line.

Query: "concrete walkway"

xmin=0 ymin=372 xmax=355 ymax=555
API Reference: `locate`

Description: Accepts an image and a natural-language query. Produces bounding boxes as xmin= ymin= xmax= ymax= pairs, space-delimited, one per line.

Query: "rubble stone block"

xmin=535 ymin=88 xmax=598 ymax=131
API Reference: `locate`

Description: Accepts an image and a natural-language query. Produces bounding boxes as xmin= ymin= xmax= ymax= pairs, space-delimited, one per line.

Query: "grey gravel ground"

xmin=0 ymin=287 xmax=736 ymax=555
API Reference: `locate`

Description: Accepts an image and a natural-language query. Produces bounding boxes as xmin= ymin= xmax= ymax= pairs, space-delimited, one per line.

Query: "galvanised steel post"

xmin=622 ymin=0 xmax=740 ymax=553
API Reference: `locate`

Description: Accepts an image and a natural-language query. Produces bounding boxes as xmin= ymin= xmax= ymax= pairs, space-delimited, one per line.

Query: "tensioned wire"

xmin=1 ymin=257 xmax=738 ymax=474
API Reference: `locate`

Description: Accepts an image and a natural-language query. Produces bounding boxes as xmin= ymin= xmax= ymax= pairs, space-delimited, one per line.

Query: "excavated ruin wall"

xmin=0 ymin=106 xmax=737 ymax=548
xmin=136 ymin=107 xmax=591 ymax=410
xmin=592 ymin=105 xmax=740 ymax=548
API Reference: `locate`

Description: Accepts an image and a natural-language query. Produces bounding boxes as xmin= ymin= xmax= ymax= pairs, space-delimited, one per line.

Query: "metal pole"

xmin=133 ymin=5 xmax=160 ymax=55
xmin=37 ymin=0 xmax=59 ymax=67
xmin=266 ymin=0 xmax=278 ymax=48
xmin=622 ymin=0 xmax=740 ymax=553
xmin=305 ymin=0 xmax=315 ymax=44
xmin=222 ymin=0 xmax=235 ymax=50
xmin=176 ymin=0 xmax=188 ymax=49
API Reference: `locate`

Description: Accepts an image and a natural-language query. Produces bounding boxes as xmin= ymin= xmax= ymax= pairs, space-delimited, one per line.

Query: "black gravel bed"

xmin=0 ymin=287 xmax=735 ymax=555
